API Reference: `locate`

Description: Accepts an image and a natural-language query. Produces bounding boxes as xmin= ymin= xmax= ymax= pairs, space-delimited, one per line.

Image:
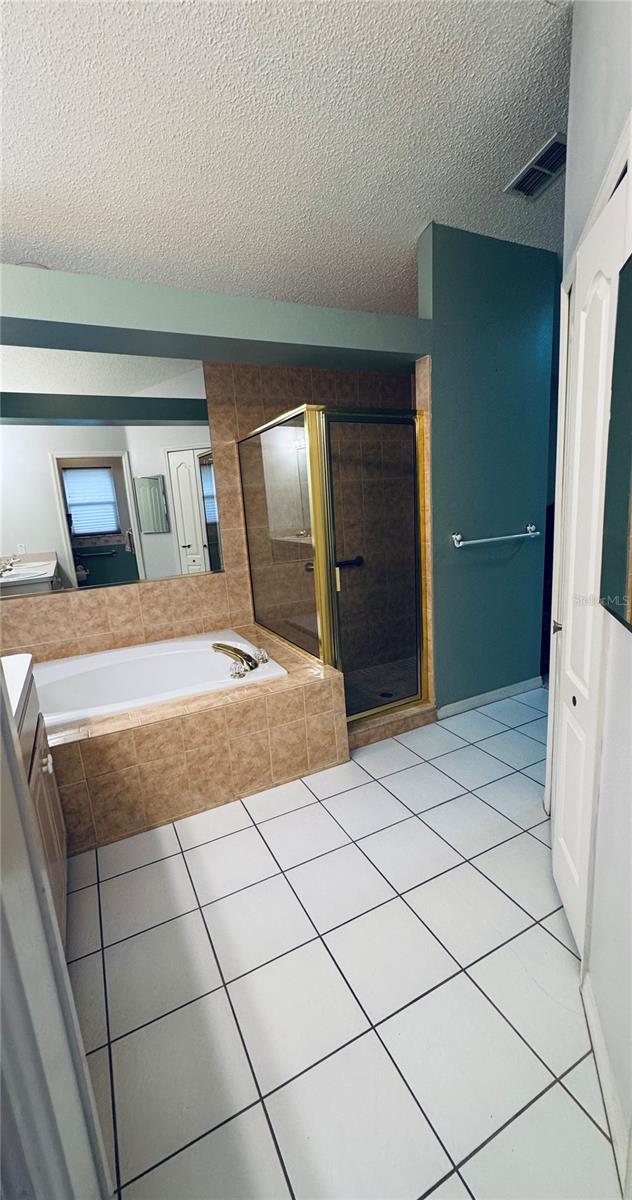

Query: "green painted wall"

xmin=420 ymin=223 xmax=560 ymax=707
xmin=0 ymin=393 xmax=208 ymax=424
xmin=0 ymin=264 xmax=431 ymax=372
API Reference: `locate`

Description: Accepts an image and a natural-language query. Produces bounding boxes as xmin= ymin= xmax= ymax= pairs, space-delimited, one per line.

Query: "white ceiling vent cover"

xmin=504 ymin=132 xmax=567 ymax=201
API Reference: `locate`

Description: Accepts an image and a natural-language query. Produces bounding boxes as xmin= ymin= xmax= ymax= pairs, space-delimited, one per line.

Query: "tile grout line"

xmin=94 ymin=849 xmax=123 ymax=1200
xmin=170 ymin=822 xmax=297 ymax=1200
xmin=243 ymin=795 xmax=464 ymax=1187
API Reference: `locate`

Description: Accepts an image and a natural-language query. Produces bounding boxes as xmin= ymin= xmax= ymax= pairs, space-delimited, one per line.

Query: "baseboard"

xmin=437 ymin=676 xmax=543 ymax=719
xmin=581 ymin=970 xmax=629 ymax=1189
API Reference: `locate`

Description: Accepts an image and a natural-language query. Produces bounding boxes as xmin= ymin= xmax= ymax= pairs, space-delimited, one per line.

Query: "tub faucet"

xmin=212 ymin=642 xmax=259 ymax=672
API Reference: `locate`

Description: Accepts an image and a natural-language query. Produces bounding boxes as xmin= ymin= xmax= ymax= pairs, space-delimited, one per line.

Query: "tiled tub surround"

xmin=50 ymin=625 xmax=348 ymax=853
xmin=65 ymin=686 xmax=620 ymax=1199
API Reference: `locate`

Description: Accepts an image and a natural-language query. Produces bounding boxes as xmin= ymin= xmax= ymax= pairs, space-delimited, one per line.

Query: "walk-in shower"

xmin=238 ymin=405 xmax=424 ymax=720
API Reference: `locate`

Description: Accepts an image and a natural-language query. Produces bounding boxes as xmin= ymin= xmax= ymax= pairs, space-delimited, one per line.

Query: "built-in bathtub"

xmin=44 ymin=622 xmax=349 ymax=852
xmin=35 ymin=629 xmax=286 ymax=728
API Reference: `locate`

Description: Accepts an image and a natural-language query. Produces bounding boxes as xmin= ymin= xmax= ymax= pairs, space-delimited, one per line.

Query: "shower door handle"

xmin=336 ymin=556 xmax=364 ymax=569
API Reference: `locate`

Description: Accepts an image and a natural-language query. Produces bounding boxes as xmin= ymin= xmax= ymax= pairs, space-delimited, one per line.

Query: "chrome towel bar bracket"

xmin=451 ymin=524 xmax=540 ymax=549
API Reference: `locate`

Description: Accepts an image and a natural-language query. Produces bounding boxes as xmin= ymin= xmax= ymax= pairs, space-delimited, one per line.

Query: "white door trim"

xmin=547 ymin=113 xmax=631 ymax=932
xmin=1 ymin=673 xmax=110 ymax=1198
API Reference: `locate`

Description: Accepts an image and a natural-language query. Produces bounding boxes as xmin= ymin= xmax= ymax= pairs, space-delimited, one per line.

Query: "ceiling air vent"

xmin=504 ymin=132 xmax=567 ymax=201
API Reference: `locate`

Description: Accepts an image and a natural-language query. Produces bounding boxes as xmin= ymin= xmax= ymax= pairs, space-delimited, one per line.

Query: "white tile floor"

xmin=66 ymin=686 xmax=622 ymax=1199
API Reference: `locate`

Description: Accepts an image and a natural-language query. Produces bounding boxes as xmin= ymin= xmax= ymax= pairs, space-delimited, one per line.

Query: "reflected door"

xmin=328 ymin=416 xmax=420 ymax=717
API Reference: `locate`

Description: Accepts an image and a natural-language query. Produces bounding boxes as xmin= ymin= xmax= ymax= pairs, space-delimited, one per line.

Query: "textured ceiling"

xmin=0 ymin=347 xmax=204 ymax=397
xmin=1 ymin=1 xmax=571 ymax=316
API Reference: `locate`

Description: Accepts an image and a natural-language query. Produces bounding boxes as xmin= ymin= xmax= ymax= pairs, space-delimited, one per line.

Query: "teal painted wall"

xmin=0 ymin=264 xmax=431 ymax=372
xmin=0 ymin=393 xmax=208 ymax=424
xmin=421 ymin=223 xmax=560 ymax=707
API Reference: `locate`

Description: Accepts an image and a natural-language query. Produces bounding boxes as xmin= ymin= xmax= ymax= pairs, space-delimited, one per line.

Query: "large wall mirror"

xmin=0 ymin=347 xmax=223 ymax=596
xmin=600 ymin=253 xmax=632 ymax=633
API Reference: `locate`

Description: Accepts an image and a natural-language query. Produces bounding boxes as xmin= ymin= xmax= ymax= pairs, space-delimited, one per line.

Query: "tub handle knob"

xmin=41 ymin=753 xmax=54 ymax=776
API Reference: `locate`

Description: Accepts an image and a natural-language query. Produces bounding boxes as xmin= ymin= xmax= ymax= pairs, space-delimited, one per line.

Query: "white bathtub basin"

xmin=34 ymin=629 xmax=286 ymax=728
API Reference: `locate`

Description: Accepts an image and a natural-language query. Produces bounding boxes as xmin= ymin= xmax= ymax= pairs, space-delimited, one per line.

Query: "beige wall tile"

xmin=181 ymin=708 xmax=228 ymax=754
xmin=303 ymin=678 xmax=333 ymax=716
xmin=306 ymin=711 xmax=338 ymax=772
xmin=80 ymin=729 xmax=137 ymax=778
xmin=229 ymin=728 xmax=272 ymax=796
xmin=69 ymin=589 xmax=111 ymax=636
xmin=139 ymin=758 xmax=190 ymax=825
xmin=133 ymin=718 xmax=184 ymax=764
xmin=270 ymin=718 xmax=309 ymax=783
xmin=266 ymin=686 xmax=305 ymax=727
xmin=185 ymin=750 xmax=236 ymax=812
xmin=52 ymin=742 xmax=85 ymax=787
xmin=88 ymin=766 xmax=145 ymax=843
xmin=224 ymin=693 xmax=268 ymax=739
xmin=33 ymin=638 xmax=80 ymax=662
xmin=103 ymin=584 xmax=142 ymax=629
xmin=58 ymin=781 xmax=96 ymax=852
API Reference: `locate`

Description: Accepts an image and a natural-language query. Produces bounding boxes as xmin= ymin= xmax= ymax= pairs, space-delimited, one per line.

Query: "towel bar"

xmin=451 ymin=524 xmax=540 ymax=549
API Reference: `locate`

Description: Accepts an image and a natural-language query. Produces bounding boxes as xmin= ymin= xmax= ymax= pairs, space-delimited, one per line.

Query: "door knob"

xmin=41 ymin=753 xmax=54 ymax=775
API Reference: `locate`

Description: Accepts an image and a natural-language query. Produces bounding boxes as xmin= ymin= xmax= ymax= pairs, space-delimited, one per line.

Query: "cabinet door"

xmin=30 ymin=720 xmax=67 ymax=943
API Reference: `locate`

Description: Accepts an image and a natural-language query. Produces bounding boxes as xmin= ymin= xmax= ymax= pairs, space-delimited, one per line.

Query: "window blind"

xmin=200 ymin=463 xmax=218 ymax=524
xmin=62 ymin=467 xmax=121 ymax=535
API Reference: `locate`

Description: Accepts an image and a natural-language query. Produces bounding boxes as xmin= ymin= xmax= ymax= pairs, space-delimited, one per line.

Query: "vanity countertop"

xmin=1 ymin=653 xmax=34 ymax=724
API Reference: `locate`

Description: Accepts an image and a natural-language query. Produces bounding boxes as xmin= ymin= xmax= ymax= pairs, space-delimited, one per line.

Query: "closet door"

xmin=167 ymin=449 xmax=207 ymax=574
xmin=550 ymin=176 xmax=628 ymax=951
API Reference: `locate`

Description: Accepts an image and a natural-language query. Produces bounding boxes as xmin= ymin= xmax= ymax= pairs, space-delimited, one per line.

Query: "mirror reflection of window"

xmin=62 ymin=467 xmax=121 ymax=536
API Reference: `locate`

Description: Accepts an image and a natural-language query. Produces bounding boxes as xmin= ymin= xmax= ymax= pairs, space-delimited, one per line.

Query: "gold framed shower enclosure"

xmin=237 ymin=404 xmax=428 ymax=721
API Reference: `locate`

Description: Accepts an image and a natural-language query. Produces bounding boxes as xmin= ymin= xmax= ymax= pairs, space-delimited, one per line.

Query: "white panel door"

xmin=551 ymin=176 xmax=628 ymax=952
xmin=167 ymin=449 xmax=208 ymax=574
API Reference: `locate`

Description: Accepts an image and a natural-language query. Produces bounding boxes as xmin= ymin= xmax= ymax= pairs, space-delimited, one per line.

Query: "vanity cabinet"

xmin=28 ymin=716 xmax=67 ymax=940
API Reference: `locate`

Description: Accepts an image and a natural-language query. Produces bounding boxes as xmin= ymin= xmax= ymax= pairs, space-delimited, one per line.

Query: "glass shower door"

xmin=328 ymin=415 xmax=420 ymax=717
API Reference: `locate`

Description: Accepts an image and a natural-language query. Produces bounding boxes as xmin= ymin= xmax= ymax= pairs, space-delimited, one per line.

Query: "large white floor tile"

xmin=287 ymin=844 xmax=395 ymax=932
xmin=521 ymin=760 xmax=546 ymax=784
xmin=474 ymin=834 xmax=560 ymax=918
xmin=406 ymin=863 xmax=531 ymax=966
xmin=228 ymin=941 xmax=368 ymax=1093
xmin=476 ymin=698 xmax=543 ymax=727
xmin=352 ymin=736 xmax=422 ymax=777
xmin=468 ymin=926 xmax=589 ymax=1074
xmin=66 ymin=885 xmax=100 ymax=960
xmin=541 ymin=907 xmax=579 ymax=956
xmin=257 ymin=803 xmax=349 ymax=869
xmin=68 ymin=952 xmax=107 ymax=1052
xmin=185 ymin=827 xmax=279 ymax=905
xmin=244 ymin=779 xmax=316 ymax=823
xmin=112 ymin=989 xmax=257 ymax=1184
xmin=429 ymin=1175 xmax=472 ymax=1199
xmin=98 ymin=824 xmax=179 ymax=880
xmin=266 ymin=1033 xmax=451 ymax=1199
xmin=477 ymin=730 xmax=545 ymax=770
xmin=175 ymin=800 xmax=252 ymax=850
xmin=520 ymin=715 xmax=548 ymax=744
xmin=473 ymin=773 xmax=546 ymax=829
xmin=360 ymin=817 xmax=462 ymax=892
xmin=563 ymin=1056 xmax=608 ymax=1134
xmin=304 ymin=759 xmax=372 ymax=799
xmin=203 ymin=874 xmax=315 ymax=981
xmin=125 ymin=1105 xmax=290 ymax=1200
xmin=380 ymin=974 xmax=550 ymax=1162
xmin=512 ymin=687 xmax=549 ymax=714
xmin=396 ymin=723 xmax=467 ymax=759
xmin=530 ymin=819 xmax=552 ymax=847
xmin=461 ymin=1084 xmax=619 ymax=1199
xmin=105 ymin=910 xmax=221 ymax=1039
xmin=325 ymin=898 xmax=457 ymax=1022
xmin=421 ymin=793 xmax=519 ymax=857
xmin=439 ymin=711 xmax=507 ymax=743
xmin=322 ymin=781 xmax=410 ymax=839
xmin=67 ymin=849 xmax=97 ymax=892
xmin=87 ymin=1048 xmax=116 ymax=1184
xmin=431 ymin=745 xmax=513 ymax=790
xmin=381 ymin=761 xmax=466 ymax=812
xmin=100 ymin=855 xmax=196 ymax=945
